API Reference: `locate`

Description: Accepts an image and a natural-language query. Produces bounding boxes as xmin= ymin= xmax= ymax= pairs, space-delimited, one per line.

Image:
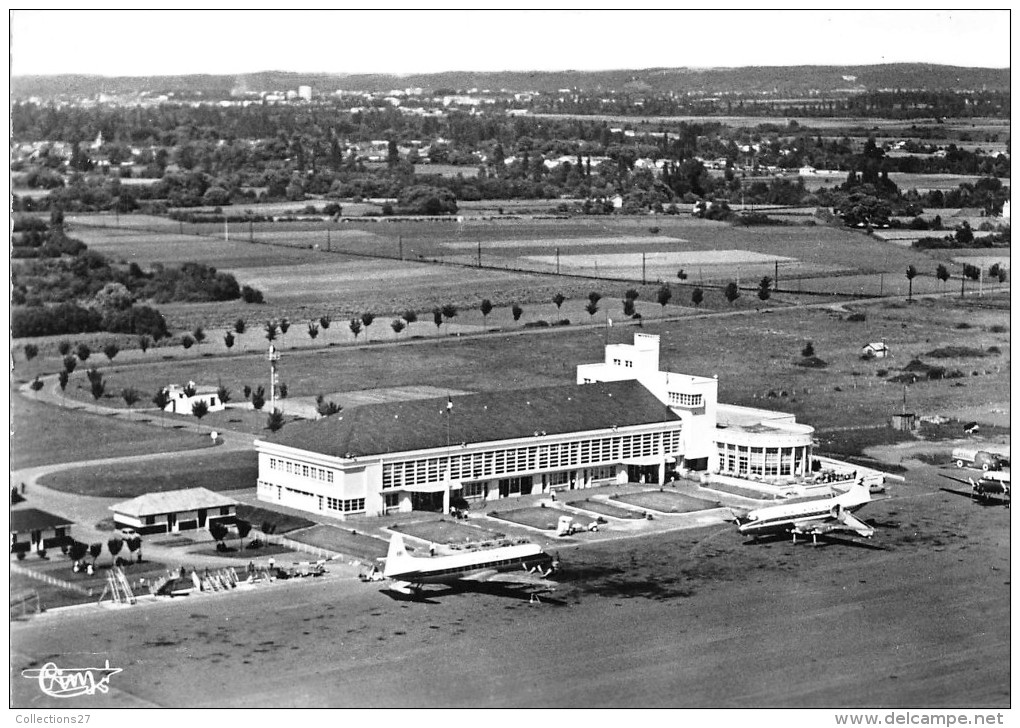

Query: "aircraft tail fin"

xmin=383 ymin=533 xmax=414 ymax=578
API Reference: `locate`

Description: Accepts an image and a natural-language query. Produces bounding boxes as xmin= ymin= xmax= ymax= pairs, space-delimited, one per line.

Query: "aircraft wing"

xmin=793 ymin=512 xmax=874 ymax=538
xmin=460 ymin=568 xmax=556 ymax=588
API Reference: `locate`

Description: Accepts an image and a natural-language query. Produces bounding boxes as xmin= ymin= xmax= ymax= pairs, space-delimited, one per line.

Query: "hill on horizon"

xmin=11 ymin=63 xmax=1011 ymax=99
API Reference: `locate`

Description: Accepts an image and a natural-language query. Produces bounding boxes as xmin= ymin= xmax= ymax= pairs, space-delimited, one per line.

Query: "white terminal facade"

xmin=255 ymin=334 xmax=815 ymax=518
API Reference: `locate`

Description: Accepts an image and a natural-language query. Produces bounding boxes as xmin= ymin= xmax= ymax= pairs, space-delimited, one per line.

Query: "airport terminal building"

xmin=255 ymin=334 xmax=816 ymax=517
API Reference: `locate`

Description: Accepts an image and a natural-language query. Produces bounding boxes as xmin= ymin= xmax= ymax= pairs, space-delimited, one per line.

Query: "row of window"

xmin=381 ymin=429 xmax=682 ymax=489
xmin=258 ymin=480 xmax=365 ymax=515
xmin=668 ymin=392 xmax=703 ymax=407
xmin=716 ymin=444 xmax=810 ymax=477
xmin=268 ymin=457 xmax=335 ymax=483
xmin=612 ymin=358 xmax=634 ymax=368
xmin=326 ymin=497 xmax=366 ymax=513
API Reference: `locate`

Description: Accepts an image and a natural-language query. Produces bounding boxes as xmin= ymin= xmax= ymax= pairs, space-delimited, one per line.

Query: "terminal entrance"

xmin=411 ymin=491 xmax=445 ymax=512
xmin=627 ymin=464 xmax=661 ymax=485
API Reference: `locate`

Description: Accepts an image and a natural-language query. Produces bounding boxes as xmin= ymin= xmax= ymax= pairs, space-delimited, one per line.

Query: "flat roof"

xmin=265 ymin=380 xmax=679 ymax=459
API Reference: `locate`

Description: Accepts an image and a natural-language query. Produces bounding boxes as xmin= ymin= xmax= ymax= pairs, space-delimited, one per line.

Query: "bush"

xmin=241 ymin=285 xmax=265 ymax=304
xmin=523 ymin=320 xmax=550 ymax=328
xmin=846 ymin=312 xmax=866 ymax=322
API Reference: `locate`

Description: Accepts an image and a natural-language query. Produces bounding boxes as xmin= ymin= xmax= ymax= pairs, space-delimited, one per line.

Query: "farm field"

xmin=75 ymin=293 xmax=1013 ymax=433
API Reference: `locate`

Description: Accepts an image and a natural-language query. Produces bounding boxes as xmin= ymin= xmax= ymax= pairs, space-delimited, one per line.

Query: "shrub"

xmin=846 ymin=312 xmax=866 ymax=322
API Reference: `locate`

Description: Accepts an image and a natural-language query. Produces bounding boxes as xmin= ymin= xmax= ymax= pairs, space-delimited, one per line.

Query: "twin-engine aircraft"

xmin=969 ymin=471 xmax=1010 ymax=506
xmin=735 ymin=480 xmax=875 ymax=544
xmin=382 ymin=533 xmax=558 ymax=597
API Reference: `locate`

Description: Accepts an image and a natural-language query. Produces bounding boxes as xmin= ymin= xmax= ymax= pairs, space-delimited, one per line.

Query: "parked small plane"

xmin=381 ymin=533 xmax=559 ymax=597
xmin=735 ymin=480 xmax=875 ymax=543
xmin=969 ymin=471 xmax=1010 ymax=506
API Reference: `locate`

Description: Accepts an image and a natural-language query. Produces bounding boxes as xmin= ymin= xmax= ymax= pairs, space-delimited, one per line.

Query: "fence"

xmin=11 ymin=590 xmax=41 ymax=619
xmin=11 ymin=563 xmax=93 ymax=596
xmin=263 ymin=533 xmax=346 ymax=563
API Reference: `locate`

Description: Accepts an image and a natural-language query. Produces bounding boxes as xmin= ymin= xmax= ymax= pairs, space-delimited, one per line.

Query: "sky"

xmin=9 ymin=9 xmax=1013 ymax=77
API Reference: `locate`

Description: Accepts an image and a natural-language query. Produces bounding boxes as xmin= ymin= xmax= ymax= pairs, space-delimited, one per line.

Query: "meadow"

xmin=34 ymin=291 xmax=1010 ymax=435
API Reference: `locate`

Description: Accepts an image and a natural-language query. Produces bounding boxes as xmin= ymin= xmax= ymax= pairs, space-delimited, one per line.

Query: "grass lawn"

xmin=488 ymin=505 xmax=574 ymax=530
xmin=11 ymin=391 xmax=216 ymax=470
xmin=565 ymin=499 xmax=645 ymax=519
xmin=285 ymin=525 xmax=390 ymax=562
xmin=235 ymin=504 xmax=316 ymax=534
xmin=391 ymin=518 xmax=506 ymax=545
xmin=611 ymin=491 xmax=720 ymax=514
xmin=38 ymin=450 xmax=257 ymax=498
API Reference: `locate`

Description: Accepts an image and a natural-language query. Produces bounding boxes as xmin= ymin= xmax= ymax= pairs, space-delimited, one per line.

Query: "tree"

xmin=266 ymin=408 xmax=285 ymax=432
xmin=625 ymin=289 xmax=639 ymax=301
xmin=279 ymin=318 xmax=290 ymax=343
xmin=588 ymin=292 xmax=602 ymax=305
xmin=192 ymin=326 xmax=206 ymax=345
xmin=677 ymin=269 xmax=688 ymax=281
xmin=622 ymin=298 xmax=636 ymax=317
xmin=757 ymin=276 xmax=772 ymax=301
xmin=121 ymin=387 xmax=140 ymax=408
xmin=585 ymin=300 xmax=599 ymax=320
xmin=936 ymin=264 xmax=950 ymax=292
xmin=103 ymin=342 xmax=120 ymax=362
xmin=319 ymin=315 xmax=331 ymax=330
xmin=152 ymin=388 xmax=171 ymax=425
xmin=88 ymin=370 xmax=106 ymax=400
xmin=107 ymin=537 xmax=123 ymax=565
xmin=552 ymin=293 xmax=566 ymax=310
xmin=391 ymin=318 xmax=405 ymax=337
xmin=217 ymin=383 xmax=231 ymax=404
xmin=58 ymin=340 xmax=72 ymax=356
xmin=30 ymin=376 xmax=44 ymax=392
xmin=24 ymin=344 xmax=39 ymax=361
xmin=955 ymin=221 xmax=974 ymax=245
xmin=69 ymin=540 xmax=88 ymax=566
xmin=316 ymin=393 xmax=342 ymax=417
xmin=905 ymin=265 xmax=918 ymax=301
xmin=691 ymin=287 xmax=704 ymax=307
xmin=183 ymin=381 xmax=197 ymax=397
xmin=76 ymin=343 xmax=91 ymax=362
xmin=307 ymin=322 xmax=319 ymax=340
xmin=961 ymin=263 xmax=981 ymax=297
xmin=209 ymin=520 xmax=228 ymax=546
xmin=724 ymin=282 xmax=740 ymax=305
xmin=251 ymin=385 xmax=266 ymax=411
xmin=181 ymin=335 xmax=194 ymax=350
xmin=63 ymin=355 xmax=77 ymax=373
xmin=138 ymin=335 xmax=151 ymax=354
xmin=243 ymin=385 xmax=252 ymax=400
xmin=989 ymin=263 xmax=1007 ymax=283
xmin=512 ymin=303 xmax=524 ymax=322
xmin=432 ymin=307 xmax=443 ymax=331
xmin=279 ymin=383 xmax=288 ymax=399
xmin=58 ymin=370 xmax=69 ymax=393
xmin=224 ymin=331 xmax=235 ymax=350
xmin=235 ymin=519 xmax=252 ymax=550
xmin=265 ymin=320 xmax=278 ymax=344
xmin=802 ymin=341 xmax=815 ymax=358
xmin=402 ymin=310 xmax=417 ymax=326
xmin=88 ymin=542 xmax=102 ymax=566
xmin=360 ymin=312 xmax=375 ymax=341
xmin=440 ymin=304 xmax=457 ymax=332
xmin=191 ymin=400 xmax=209 ymax=430
xmin=656 ymin=285 xmax=672 ymax=308
xmin=349 ymin=317 xmax=362 ymax=340
xmin=235 ymin=318 xmax=246 ymax=350
xmin=480 ymin=299 xmax=493 ymax=328
xmin=124 ymin=535 xmax=142 ymax=563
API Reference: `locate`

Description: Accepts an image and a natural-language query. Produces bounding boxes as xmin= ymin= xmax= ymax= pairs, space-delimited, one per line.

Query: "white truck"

xmin=951 ymin=447 xmax=1008 ymax=471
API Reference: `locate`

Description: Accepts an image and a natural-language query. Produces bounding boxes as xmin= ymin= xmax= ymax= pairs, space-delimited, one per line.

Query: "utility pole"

xmin=327 ymin=227 xmax=331 ymax=252
xmin=556 ymin=247 xmax=560 ymax=276
xmin=775 ymin=260 xmax=779 ymax=291
xmin=477 ymin=240 xmax=481 ymax=268
xmin=249 ymin=220 xmax=253 ymax=243
xmin=224 ymin=215 xmax=228 ymax=242
xmin=642 ymin=252 xmax=646 ymax=285
xmin=398 ymin=235 xmax=403 ymax=261
xmin=268 ymin=345 xmax=280 ymax=412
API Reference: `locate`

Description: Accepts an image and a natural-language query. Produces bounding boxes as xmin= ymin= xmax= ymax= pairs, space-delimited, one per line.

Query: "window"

xmin=301 ymin=465 xmax=309 ymax=478
xmin=145 ymin=515 xmax=155 ymax=525
xmin=384 ymin=493 xmax=401 ymax=508
xmin=220 ymin=507 xmax=231 ymax=516
xmin=624 ymin=360 xmax=633 ymax=368
xmin=269 ymin=458 xmax=277 ymax=470
xmin=613 ymin=358 xmax=621 ymax=365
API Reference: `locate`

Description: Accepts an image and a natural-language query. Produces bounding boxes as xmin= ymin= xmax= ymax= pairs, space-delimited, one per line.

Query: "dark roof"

xmin=10 ymin=508 xmax=74 ymax=533
xmin=266 ymin=380 xmax=678 ymax=458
